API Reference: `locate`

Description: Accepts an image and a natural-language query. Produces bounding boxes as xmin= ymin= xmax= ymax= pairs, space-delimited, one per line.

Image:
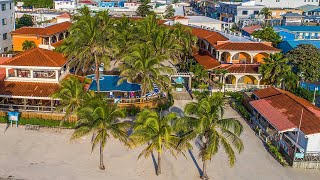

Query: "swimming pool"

xmin=87 ymin=75 xmax=141 ymax=92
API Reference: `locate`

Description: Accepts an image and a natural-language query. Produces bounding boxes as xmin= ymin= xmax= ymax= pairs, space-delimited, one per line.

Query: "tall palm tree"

xmin=136 ymin=0 xmax=152 ymax=17
xmin=22 ymin=40 xmax=36 ymax=50
xmin=130 ymin=109 xmax=190 ymax=175
xmin=148 ymin=27 xmax=182 ymax=63
xmin=70 ymin=97 xmax=130 ymax=170
xmin=259 ymin=53 xmax=292 ymax=87
xmin=52 ymin=76 xmax=93 ymax=121
xmin=176 ymin=93 xmax=244 ymax=179
xmin=259 ymin=7 xmax=272 ymax=27
xmin=57 ymin=7 xmax=113 ymax=92
xmin=119 ymin=44 xmax=173 ymax=96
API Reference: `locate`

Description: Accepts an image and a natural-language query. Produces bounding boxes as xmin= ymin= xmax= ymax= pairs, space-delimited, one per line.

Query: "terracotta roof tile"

xmin=222 ymin=64 xmax=260 ymax=74
xmin=193 ymin=49 xmax=220 ymax=70
xmin=1 ymin=48 xmax=66 ymax=67
xmin=190 ymin=27 xmax=228 ymax=45
xmin=51 ymin=40 xmax=64 ymax=48
xmin=250 ymin=99 xmax=297 ymax=132
xmin=214 ymin=42 xmax=280 ymax=51
xmin=241 ymin=25 xmax=262 ymax=35
xmin=252 ymin=87 xmax=320 ymax=135
xmin=170 ymin=16 xmax=190 ymax=20
xmin=253 ymin=87 xmax=283 ymax=99
xmin=56 ymin=13 xmax=71 ymax=19
xmin=11 ymin=21 xmax=72 ymax=36
xmin=0 ymin=81 xmax=60 ymax=98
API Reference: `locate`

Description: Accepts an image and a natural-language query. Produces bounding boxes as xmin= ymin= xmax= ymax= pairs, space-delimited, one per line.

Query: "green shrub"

xmin=291 ymin=87 xmax=314 ymax=102
xmin=0 ymin=116 xmax=76 ymax=128
xmin=230 ymin=101 xmax=251 ymax=120
xmin=266 ymin=142 xmax=288 ymax=166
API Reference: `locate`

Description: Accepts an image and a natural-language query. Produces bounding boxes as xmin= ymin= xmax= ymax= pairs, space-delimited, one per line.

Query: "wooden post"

xmin=23 ymin=98 xmax=27 ymax=111
xmin=51 ymin=99 xmax=54 ymax=112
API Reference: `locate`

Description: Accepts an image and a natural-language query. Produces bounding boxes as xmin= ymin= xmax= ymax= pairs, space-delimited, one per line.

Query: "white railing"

xmin=223 ymin=84 xmax=270 ymax=91
xmin=0 ymin=104 xmax=56 ymax=113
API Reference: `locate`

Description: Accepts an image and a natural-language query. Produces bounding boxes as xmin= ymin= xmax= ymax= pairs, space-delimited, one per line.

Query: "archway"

xmin=225 ymin=74 xmax=236 ymax=84
xmin=58 ymin=33 xmax=64 ymax=41
xmin=51 ymin=36 xmax=57 ymax=44
xmin=232 ymin=52 xmax=251 ymax=63
xmin=238 ymin=75 xmax=258 ymax=85
xmin=253 ymin=52 xmax=269 ymax=64
xmin=220 ymin=52 xmax=231 ymax=63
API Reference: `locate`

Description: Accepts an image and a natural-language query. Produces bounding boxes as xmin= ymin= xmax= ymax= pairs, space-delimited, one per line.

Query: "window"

xmin=254 ymin=11 xmax=259 ymax=15
xmin=9 ymin=3 xmax=11 ymax=10
xmin=1 ymin=4 xmax=5 ymax=11
xmin=3 ymin=33 xmax=7 ymax=40
xmin=242 ymin=11 xmax=248 ymax=15
xmin=2 ymin=18 xmax=6 ymax=25
xmin=3 ymin=47 xmax=8 ymax=52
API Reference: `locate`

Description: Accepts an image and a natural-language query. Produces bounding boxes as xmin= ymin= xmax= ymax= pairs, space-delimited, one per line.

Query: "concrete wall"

xmin=306 ymin=133 xmax=320 ymax=152
xmin=0 ymin=0 xmax=14 ymax=53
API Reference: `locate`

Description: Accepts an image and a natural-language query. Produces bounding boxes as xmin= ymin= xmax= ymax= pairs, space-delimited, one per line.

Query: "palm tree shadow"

xmin=151 ymin=152 xmax=158 ymax=174
xmin=188 ymin=149 xmax=203 ymax=176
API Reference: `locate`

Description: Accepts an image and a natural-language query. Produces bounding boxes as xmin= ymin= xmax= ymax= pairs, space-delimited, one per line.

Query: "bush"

xmin=266 ymin=142 xmax=288 ymax=166
xmin=291 ymin=87 xmax=314 ymax=102
xmin=230 ymin=101 xmax=251 ymax=120
xmin=126 ymin=107 xmax=140 ymax=116
xmin=0 ymin=116 xmax=76 ymax=128
xmin=226 ymin=91 xmax=244 ymax=103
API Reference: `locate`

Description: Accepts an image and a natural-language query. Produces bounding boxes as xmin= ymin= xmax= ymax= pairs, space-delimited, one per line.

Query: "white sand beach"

xmin=0 ymin=102 xmax=319 ymax=180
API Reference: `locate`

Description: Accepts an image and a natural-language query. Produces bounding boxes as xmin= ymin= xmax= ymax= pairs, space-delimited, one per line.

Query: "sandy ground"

xmin=0 ymin=100 xmax=320 ymax=180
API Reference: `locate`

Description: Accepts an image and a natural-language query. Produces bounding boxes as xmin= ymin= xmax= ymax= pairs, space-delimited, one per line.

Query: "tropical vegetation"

xmin=130 ymin=109 xmax=190 ymax=175
xmin=251 ymin=27 xmax=281 ymax=46
xmin=136 ymin=0 xmax=153 ymax=17
xmin=175 ymin=93 xmax=244 ymax=179
xmin=258 ymin=7 xmax=272 ymax=26
xmin=15 ymin=14 xmax=34 ymax=29
xmin=22 ymin=40 xmax=36 ymax=50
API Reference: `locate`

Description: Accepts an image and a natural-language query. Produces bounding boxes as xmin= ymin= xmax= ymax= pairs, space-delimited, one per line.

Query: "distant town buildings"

xmin=0 ymin=0 xmax=14 ymax=53
xmin=247 ymin=0 xmax=320 ymax=9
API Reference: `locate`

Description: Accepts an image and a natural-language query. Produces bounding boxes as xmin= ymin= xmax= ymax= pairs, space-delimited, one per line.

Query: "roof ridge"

xmin=37 ymin=48 xmax=60 ymax=67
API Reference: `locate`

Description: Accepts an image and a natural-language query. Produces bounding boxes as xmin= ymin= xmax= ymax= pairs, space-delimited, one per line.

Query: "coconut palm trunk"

xmin=94 ymin=54 xmax=100 ymax=93
xmin=99 ymin=139 xmax=105 ymax=170
xmin=157 ymin=151 xmax=161 ymax=175
xmin=201 ymin=159 xmax=209 ymax=180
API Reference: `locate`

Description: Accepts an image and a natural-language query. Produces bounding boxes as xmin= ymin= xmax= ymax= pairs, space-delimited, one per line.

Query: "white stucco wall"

xmin=306 ymin=133 xmax=320 ymax=152
xmin=0 ymin=0 xmax=14 ymax=53
xmin=251 ymin=0 xmax=319 ymax=8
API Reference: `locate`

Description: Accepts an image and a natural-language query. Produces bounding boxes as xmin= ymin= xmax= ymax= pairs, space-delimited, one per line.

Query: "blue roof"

xmin=274 ymin=26 xmax=320 ymax=32
xmin=278 ymin=40 xmax=320 ymax=53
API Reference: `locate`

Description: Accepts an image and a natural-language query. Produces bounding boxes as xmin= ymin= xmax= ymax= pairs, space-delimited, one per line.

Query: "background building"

xmin=0 ymin=0 xmax=14 ymax=53
xmin=247 ymin=0 xmax=320 ymax=9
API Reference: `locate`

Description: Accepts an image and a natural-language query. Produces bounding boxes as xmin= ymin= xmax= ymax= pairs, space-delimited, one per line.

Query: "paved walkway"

xmin=0 ymin=100 xmax=319 ymax=180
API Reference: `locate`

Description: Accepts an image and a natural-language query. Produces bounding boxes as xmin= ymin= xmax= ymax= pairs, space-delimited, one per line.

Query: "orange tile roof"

xmin=193 ymin=49 xmax=220 ymax=70
xmin=11 ymin=21 xmax=72 ymax=36
xmin=221 ymin=64 xmax=260 ymax=74
xmin=56 ymin=13 xmax=71 ymax=19
xmin=190 ymin=27 xmax=228 ymax=45
xmin=0 ymin=81 xmax=60 ymax=98
xmin=170 ymin=16 xmax=190 ymax=20
xmin=214 ymin=42 xmax=280 ymax=51
xmin=0 ymin=57 xmax=12 ymax=80
xmin=51 ymin=40 xmax=64 ymax=48
xmin=241 ymin=25 xmax=262 ymax=35
xmin=252 ymin=87 xmax=320 ymax=135
xmin=1 ymin=48 xmax=66 ymax=67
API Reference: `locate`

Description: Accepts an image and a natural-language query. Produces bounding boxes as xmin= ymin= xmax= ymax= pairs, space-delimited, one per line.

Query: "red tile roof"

xmin=79 ymin=0 xmax=97 ymax=4
xmin=250 ymin=99 xmax=297 ymax=132
xmin=221 ymin=64 xmax=260 ymax=74
xmin=252 ymin=87 xmax=320 ymax=135
xmin=0 ymin=57 xmax=12 ymax=80
xmin=170 ymin=16 xmax=190 ymax=20
xmin=0 ymin=81 xmax=60 ymax=98
xmin=51 ymin=40 xmax=64 ymax=48
xmin=193 ymin=49 xmax=220 ymax=70
xmin=241 ymin=25 xmax=262 ymax=35
xmin=214 ymin=42 xmax=280 ymax=51
xmin=56 ymin=13 xmax=71 ymax=19
xmin=1 ymin=48 xmax=66 ymax=67
xmin=11 ymin=21 xmax=72 ymax=36
xmin=190 ymin=27 xmax=228 ymax=45
xmin=253 ymin=87 xmax=282 ymax=99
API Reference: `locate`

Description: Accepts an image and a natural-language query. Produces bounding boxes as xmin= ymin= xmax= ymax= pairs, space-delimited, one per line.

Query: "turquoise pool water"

xmin=87 ymin=75 xmax=141 ymax=92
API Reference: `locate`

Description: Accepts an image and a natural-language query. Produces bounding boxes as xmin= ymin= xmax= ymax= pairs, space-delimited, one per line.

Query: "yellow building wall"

xmin=253 ymin=53 xmax=268 ymax=63
xmin=243 ymin=76 xmax=258 ymax=84
xmin=12 ymin=35 xmax=43 ymax=51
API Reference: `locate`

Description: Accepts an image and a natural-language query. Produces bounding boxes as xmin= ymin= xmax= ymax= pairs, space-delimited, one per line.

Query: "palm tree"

xmin=176 ymin=93 xmax=244 ymax=179
xmin=52 ymin=76 xmax=93 ymax=121
xmin=259 ymin=7 xmax=272 ymax=27
xmin=22 ymin=40 xmax=36 ymax=50
xmin=130 ymin=109 xmax=190 ymax=175
xmin=119 ymin=44 xmax=173 ymax=96
xmin=70 ymin=97 xmax=130 ymax=170
xmin=259 ymin=53 xmax=292 ymax=87
xmin=136 ymin=0 xmax=152 ymax=17
xmin=57 ymin=7 xmax=113 ymax=92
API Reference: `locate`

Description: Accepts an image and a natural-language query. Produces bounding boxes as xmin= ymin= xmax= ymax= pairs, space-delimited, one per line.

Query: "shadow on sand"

xmin=151 ymin=152 xmax=158 ymax=174
xmin=188 ymin=149 xmax=203 ymax=177
xmin=169 ymin=106 xmax=184 ymax=117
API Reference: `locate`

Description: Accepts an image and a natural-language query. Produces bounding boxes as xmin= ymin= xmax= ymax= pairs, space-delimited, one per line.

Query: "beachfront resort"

xmin=1 ymin=1 xmax=320 ymax=180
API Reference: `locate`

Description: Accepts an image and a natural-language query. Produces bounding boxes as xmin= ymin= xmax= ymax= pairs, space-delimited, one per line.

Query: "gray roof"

xmin=296 ymin=4 xmax=320 ymax=12
xmin=282 ymin=13 xmax=304 ymax=17
xmin=186 ymin=16 xmax=224 ymax=24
